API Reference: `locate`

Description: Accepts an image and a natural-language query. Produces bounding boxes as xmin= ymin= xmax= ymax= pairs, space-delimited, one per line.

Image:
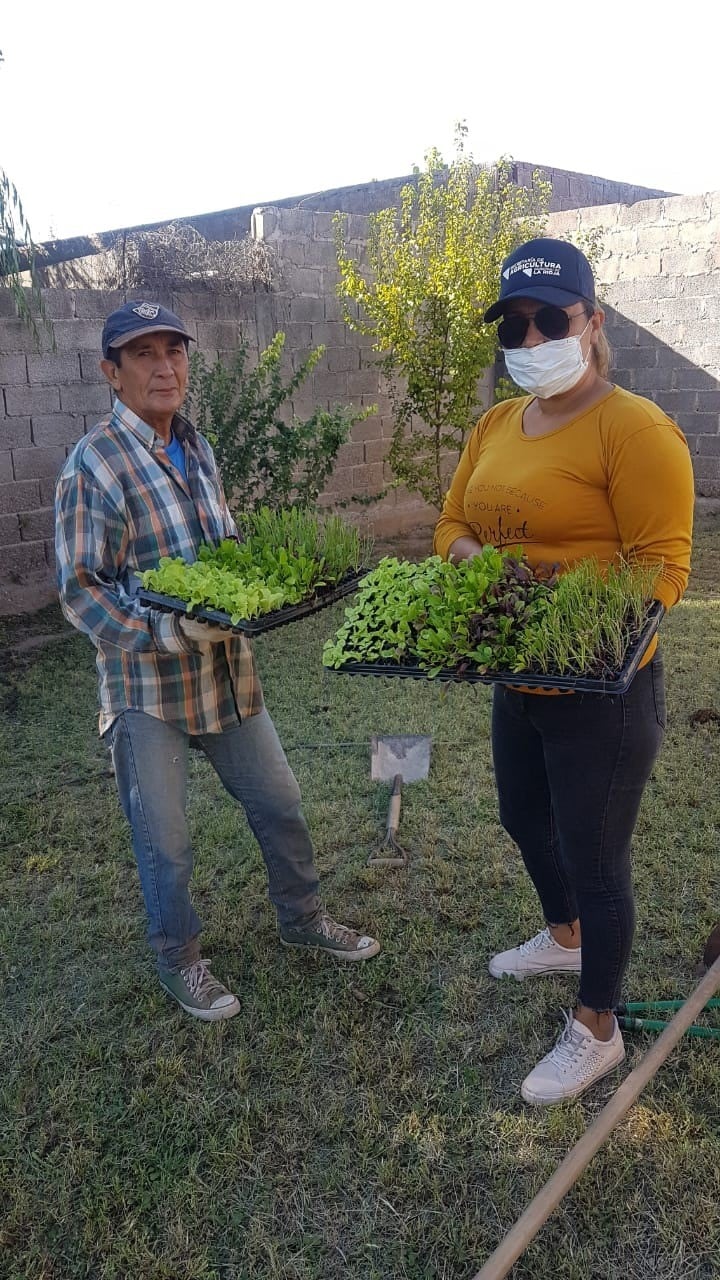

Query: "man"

xmin=55 ymin=300 xmax=380 ymax=1022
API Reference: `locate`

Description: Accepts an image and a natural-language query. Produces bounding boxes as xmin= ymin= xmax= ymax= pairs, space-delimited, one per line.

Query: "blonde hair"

xmin=585 ymin=305 xmax=612 ymax=379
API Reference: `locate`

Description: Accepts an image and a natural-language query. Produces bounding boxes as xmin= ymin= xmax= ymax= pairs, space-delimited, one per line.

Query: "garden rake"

xmin=615 ymin=998 xmax=720 ymax=1040
xmin=368 ymin=734 xmax=431 ymax=867
xmin=616 ymin=920 xmax=720 ymax=1040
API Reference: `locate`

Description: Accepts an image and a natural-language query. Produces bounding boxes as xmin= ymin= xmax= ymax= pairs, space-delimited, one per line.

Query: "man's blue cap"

xmin=101 ymin=300 xmax=195 ymax=359
xmin=484 ymin=238 xmax=596 ymax=322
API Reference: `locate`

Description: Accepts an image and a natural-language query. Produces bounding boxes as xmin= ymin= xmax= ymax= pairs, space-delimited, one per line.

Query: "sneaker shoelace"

xmin=318 ymin=916 xmax=355 ymax=944
xmin=180 ymin=959 xmax=222 ymax=1002
xmin=547 ymin=1010 xmax=594 ymax=1075
xmin=519 ymin=928 xmax=555 ymax=957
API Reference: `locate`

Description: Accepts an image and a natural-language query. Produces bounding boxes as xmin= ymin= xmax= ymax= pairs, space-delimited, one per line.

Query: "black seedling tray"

xmin=330 ymin=600 xmax=665 ymax=695
xmin=138 ymin=568 xmax=367 ymax=636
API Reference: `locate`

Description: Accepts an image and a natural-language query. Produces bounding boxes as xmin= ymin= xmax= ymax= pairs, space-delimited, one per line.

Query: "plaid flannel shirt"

xmin=55 ymin=399 xmax=264 ymax=736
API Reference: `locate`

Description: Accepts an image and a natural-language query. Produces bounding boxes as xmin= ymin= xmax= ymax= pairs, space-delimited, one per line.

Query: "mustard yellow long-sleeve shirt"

xmin=434 ymin=386 xmax=694 ymax=679
xmin=434 ymin=386 xmax=694 ymax=612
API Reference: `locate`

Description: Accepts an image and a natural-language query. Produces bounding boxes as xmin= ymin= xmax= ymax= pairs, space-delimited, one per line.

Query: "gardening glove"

xmin=177 ymin=616 xmax=231 ymax=649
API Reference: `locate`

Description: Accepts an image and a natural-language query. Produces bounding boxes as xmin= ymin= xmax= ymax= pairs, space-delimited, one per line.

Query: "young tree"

xmin=335 ymin=128 xmax=551 ymax=509
xmin=0 ymin=49 xmax=47 ymax=340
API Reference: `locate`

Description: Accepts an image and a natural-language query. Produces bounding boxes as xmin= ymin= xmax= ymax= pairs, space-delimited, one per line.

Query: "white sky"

xmin=1 ymin=0 xmax=717 ymax=242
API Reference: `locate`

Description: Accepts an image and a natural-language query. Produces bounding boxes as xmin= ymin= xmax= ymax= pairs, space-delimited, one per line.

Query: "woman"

xmin=434 ymin=237 xmax=694 ymax=1105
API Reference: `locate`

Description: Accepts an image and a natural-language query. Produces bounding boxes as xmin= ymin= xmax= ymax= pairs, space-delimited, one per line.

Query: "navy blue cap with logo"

xmin=483 ymin=238 xmax=596 ymax=323
xmin=101 ymin=301 xmax=195 ymax=359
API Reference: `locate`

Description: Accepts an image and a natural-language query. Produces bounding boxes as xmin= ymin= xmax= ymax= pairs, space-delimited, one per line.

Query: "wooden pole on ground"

xmin=471 ymin=952 xmax=720 ymax=1280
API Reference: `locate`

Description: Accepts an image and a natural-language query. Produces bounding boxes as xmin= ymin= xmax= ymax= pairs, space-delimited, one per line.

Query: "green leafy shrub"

xmin=493 ymin=375 xmax=526 ymax=404
xmin=189 ymin=333 xmax=372 ymax=513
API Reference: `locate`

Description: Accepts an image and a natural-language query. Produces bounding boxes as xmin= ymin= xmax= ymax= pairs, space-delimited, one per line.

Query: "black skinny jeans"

xmin=491 ymin=653 xmax=666 ymax=1011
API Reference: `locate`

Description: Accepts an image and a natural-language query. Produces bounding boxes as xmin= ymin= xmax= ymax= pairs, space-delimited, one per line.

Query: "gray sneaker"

xmin=280 ymin=914 xmax=381 ymax=962
xmin=160 ymin=959 xmax=240 ymax=1021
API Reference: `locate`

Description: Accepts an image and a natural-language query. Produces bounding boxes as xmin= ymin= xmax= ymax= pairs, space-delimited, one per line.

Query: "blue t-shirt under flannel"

xmin=165 ymin=432 xmax=187 ymax=480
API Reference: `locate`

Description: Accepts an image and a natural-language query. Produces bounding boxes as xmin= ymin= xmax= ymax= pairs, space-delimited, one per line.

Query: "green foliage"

xmin=0 ymin=51 xmax=48 ymax=343
xmin=493 ymin=375 xmax=526 ymax=405
xmin=323 ymin=553 xmax=658 ymax=678
xmin=234 ymin=505 xmax=373 ymax=581
xmin=335 ymin=126 xmax=551 ymax=509
xmin=142 ymin=555 xmax=285 ymax=622
xmin=188 ymin=333 xmax=372 ymax=512
xmin=142 ymin=507 xmax=373 ymax=623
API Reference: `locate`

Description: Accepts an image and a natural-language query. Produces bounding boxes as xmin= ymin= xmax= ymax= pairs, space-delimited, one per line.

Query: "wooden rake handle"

xmin=367 ymin=775 xmax=408 ymax=867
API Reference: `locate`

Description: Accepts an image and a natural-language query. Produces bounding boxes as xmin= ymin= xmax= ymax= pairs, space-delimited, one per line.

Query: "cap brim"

xmin=483 ymin=284 xmax=594 ymax=323
xmin=109 ymin=324 xmax=195 ymax=349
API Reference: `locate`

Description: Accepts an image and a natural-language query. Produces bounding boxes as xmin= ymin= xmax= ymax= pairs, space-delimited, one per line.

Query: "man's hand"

xmin=178 ymin=616 xmax=231 ymax=648
xmin=153 ymin=612 xmax=232 ymax=654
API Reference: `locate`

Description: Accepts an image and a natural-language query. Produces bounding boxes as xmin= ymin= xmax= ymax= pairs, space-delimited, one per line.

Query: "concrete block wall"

xmin=0 ymin=292 xmax=105 ymax=609
xmin=514 ymin=163 xmax=670 ymax=213
xmin=0 ymin=288 xmax=267 ymax=612
xmin=252 ymin=206 xmax=474 ymax=536
xmin=547 ymin=191 xmax=720 ymax=496
xmin=0 ymin=220 xmax=454 ymax=611
xmin=30 ymin=163 xmax=672 ymax=274
xmin=2 ymin=186 xmax=719 ymax=611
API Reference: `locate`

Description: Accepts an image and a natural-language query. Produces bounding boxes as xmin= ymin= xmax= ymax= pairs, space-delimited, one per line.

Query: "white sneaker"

xmin=521 ymin=1010 xmax=626 ymax=1105
xmin=488 ymin=927 xmax=582 ymax=980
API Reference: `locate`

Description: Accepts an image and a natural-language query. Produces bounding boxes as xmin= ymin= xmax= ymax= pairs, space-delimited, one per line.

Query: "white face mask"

xmin=502 ymin=319 xmax=593 ymax=399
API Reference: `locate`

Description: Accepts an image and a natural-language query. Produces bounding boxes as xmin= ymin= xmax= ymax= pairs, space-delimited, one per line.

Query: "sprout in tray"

xmin=141 ymin=507 xmax=374 ymax=626
xmin=322 ymin=550 xmax=661 ymax=682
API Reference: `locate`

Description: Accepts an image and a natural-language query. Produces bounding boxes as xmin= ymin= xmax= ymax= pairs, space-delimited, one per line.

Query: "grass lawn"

xmin=1 ymin=513 xmax=719 ymax=1280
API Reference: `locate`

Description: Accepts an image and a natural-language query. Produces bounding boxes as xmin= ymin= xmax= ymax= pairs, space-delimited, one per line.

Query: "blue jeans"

xmin=491 ymin=654 xmax=666 ymax=1010
xmin=108 ymin=708 xmax=322 ymax=971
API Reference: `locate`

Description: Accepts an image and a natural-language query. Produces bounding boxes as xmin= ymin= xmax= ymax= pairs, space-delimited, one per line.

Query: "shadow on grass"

xmin=0 ymin=528 xmax=718 ymax=1280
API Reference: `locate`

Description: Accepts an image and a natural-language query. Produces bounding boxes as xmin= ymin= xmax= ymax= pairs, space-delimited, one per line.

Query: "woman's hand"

xmin=448 ymin=536 xmax=485 ymax=563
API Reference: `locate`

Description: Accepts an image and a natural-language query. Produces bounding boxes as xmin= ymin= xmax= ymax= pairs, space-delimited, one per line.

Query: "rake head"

xmin=367 ymin=828 xmax=409 ymax=868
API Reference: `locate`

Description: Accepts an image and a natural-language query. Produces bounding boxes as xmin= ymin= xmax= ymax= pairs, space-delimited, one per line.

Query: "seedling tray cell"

xmin=329 ymin=600 xmax=664 ymax=695
xmin=138 ymin=568 xmax=366 ymax=636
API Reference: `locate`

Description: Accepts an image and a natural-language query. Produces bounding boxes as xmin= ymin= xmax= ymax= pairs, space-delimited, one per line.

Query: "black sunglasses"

xmin=497 ymin=305 xmax=587 ymax=350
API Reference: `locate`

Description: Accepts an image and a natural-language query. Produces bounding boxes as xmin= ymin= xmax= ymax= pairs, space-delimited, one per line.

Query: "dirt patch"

xmin=694 ymin=497 xmax=720 ymax=532
xmin=0 ymin=605 xmax=75 ymax=683
xmin=0 ymin=576 xmax=58 ymax=620
xmin=703 ymin=923 xmax=720 ymax=969
xmin=374 ymin=525 xmax=436 ymax=562
xmin=689 ymin=708 xmax=720 ymax=727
